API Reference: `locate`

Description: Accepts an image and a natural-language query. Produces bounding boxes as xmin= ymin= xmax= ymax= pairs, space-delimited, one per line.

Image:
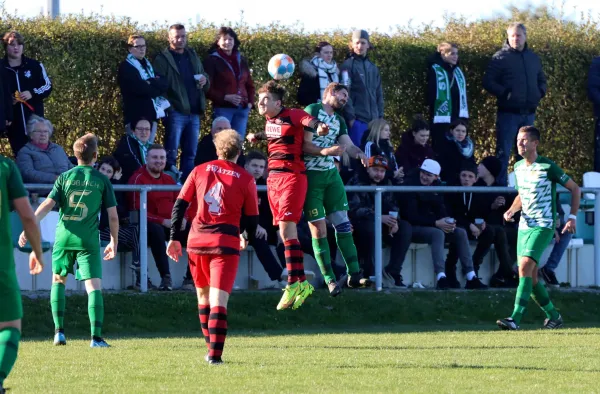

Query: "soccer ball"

xmin=268 ymin=54 xmax=295 ymax=80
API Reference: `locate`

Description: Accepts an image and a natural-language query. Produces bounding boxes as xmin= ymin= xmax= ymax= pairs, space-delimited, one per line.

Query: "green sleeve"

xmin=47 ymin=175 xmax=62 ymax=204
xmin=7 ymin=160 xmax=27 ymax=201
xmin=548 ymin=161 xmax=570 ymax=186
xmin=102 ymin=177 xmax=117 ymax=209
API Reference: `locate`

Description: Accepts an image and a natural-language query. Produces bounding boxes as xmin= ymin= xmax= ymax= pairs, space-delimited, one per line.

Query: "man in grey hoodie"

xmin=341 ymin=30 xmax=384 ymax=147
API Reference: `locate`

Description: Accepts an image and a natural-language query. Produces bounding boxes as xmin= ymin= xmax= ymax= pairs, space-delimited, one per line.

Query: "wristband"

xmin=568 ymin=214 xmax=577 ymax=221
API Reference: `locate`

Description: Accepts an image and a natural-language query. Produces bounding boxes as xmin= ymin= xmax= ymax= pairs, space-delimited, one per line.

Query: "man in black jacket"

xmin=401 ymin=159 xmax=487 ymax=290
xmin=1 ymin=31 xmax=52 ymax=155
xmin=483 ymin=23 xmax=546 ymax=186
xmin=588 ymin=55 xmax=600 ymax=172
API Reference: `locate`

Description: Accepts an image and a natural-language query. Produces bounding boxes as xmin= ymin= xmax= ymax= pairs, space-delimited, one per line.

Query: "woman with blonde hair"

xmin=361 ymin=119 xmax=403 ymax=182
xmin=426 ymin=42 xmax=469 ymax=152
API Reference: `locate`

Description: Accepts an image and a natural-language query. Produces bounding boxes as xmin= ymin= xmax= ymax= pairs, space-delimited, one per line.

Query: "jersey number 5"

xmin=63 ymin=190 xmax=92 ymax=221
xmin=204 ymin=182 xmax=224 ymax=215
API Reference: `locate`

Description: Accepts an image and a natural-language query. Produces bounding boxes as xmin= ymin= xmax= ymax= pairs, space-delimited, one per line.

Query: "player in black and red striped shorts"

xmin=167 ymin=129 xmax=259 ymax=365
xmin=247 ymin=81 xmax=330 ymax=311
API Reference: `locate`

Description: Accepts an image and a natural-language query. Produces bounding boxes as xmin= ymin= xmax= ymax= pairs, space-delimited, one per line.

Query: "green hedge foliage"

xmin=2 ymin=12 xmax=600 ymax=181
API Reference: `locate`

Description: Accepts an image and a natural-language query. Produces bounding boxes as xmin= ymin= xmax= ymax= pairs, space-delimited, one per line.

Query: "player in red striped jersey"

xmin=167 ymin=129 xmax=258 ymax=365
xmin=247 ymin=81 xmax=340 ymax=310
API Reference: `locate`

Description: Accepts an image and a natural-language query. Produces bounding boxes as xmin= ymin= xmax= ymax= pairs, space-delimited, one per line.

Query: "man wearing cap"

xmin=340 ymin=29 xmax=384 ymax=147
xmin=444 ymin=161 xmax=515 ymax=288
xmin=347 ymin=155 xmax=413 ymax=287
xmin=400 ymin=158 xmax=487 ymax=289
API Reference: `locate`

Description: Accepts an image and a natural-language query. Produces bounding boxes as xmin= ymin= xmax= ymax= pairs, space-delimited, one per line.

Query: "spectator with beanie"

xmin=347 ymin=156 xmax=412 ymax=285
xmin=395 ymin=115 xmax=435 ymax=176
xmin=483 ymin=22 xmax=546 ymax=185
xmin=118 ymin=34 xmax=169 ymax=143
xmin=341 ymin=29 xmax=384 ymax=147
xmin=154 ymin=24 xmax=210 ymax=181
xmin=362 ymin=119 xmax=403 ymax=183
xmin=297 ymin=41 xmax=340 ymax=106
xmin=113 ymin=117 xmax=153 ymax=184
xmin=204 ymin=27 xmax=255 ymax=138
xmin=1 ymin=31 xmax=52 ymax=155
xmin=427 ymin=42 xmax=469 ymax=151
xmin=401 ymin=159 xmax=487 ymax=290
xmin=444 ymin=161 xmax=515 ymax=287
xmin=436 ymin=118 xmax=475 ymax=185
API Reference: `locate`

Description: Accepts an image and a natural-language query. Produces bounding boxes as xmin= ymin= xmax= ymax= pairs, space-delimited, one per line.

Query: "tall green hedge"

xmin=2 ymin=12 xmax=600 ymax=181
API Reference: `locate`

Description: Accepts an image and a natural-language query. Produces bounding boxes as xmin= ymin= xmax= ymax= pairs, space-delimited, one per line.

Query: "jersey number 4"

xmin=63 ymin=190 xmax=92 ymax=221
xmin=204 ymin=182 xmax=224 ymax=215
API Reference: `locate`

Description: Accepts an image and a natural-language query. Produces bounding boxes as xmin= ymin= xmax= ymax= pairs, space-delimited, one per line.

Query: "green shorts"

xmin=0 ymin=269 xmax=22 ymax=321
xmin=304 ymin=168 xmax=348 ymax=222
xmin=517 ymin=227 xmax=554 ymax=265
xmin=52 ymin=247 xmax=102 ymax=280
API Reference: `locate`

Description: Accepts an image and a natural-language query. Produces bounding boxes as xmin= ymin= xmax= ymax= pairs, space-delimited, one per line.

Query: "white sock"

xmin=436 ymin=272 xmax=446 ymax=281
xmin=466 ymin=271 xmax=476 ymax=281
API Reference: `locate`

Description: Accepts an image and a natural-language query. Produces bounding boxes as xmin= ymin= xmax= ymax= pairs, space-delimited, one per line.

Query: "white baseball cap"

xmin=420 ymin=159 xmax=441 ymax=176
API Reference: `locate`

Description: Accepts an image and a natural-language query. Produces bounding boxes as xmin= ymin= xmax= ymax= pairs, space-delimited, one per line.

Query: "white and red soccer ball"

xmin=268 ymin=54 xmax=295 ymax=80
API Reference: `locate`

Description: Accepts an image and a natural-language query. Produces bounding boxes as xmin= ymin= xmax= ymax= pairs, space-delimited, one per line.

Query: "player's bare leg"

xmin=277 ymin=221 xmax=314 ymax=310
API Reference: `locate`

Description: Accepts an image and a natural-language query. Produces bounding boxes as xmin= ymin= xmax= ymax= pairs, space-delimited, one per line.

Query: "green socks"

xmin=335 ymin=231 xmax=360 ymax=275
xmin=51 ymin=283 xmax=66 ymax=330
xmin=531 ymin=281 xmax=560 ymax=320
xmin=0 ymin=327 xmax=21 ymax=387
xmin=511 ymin=277 xmax=533 ymax=325
xmin=88 ymin=290 xmax=104 ymax=338
xmin=312 ymin=237 xmax=335 ymax=284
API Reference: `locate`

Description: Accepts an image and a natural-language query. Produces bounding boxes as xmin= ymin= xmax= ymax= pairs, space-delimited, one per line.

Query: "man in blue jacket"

xmin=483 ymin=23 xmax=546 ymax=186
xmin=588 ymin=56 xmax=600 ymax=172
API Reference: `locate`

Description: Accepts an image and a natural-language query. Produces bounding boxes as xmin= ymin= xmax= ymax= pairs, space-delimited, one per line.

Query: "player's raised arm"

xmin=337 ymin=134 xmax=368 ymax=167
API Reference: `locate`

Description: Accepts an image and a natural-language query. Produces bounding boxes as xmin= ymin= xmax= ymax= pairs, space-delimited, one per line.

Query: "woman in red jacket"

xmin=204 ymin=27 xmax=255 ymax=138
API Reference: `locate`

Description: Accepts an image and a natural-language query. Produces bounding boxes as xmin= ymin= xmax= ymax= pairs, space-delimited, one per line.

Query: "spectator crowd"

xmin=1 ymin=21 xmax=590 ymax=290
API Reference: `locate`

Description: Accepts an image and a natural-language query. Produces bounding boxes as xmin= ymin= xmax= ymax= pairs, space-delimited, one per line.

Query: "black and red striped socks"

xmin=198 ymin=304 xmax=210 ymax=350
xmin=284 ymin=239 xmax=306 ymax=284
xmin=208 ymin=306 xmax=228 ymax=361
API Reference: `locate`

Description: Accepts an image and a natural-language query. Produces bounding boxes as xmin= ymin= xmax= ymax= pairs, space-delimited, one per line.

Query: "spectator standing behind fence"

xmin=154 ymin=24 xmax=210 ymax=182
xmin=118 ymin=34 xmax=169 ymax=143
xmin=362 ymin=119 xmax=402 ymax=183
xmin=341 ymin=30 xmax=384 ymax=147
xmin=16 ymin=115 xmax=73 ymax=184
xmin=347 ymin=156 xmax=412 ymax=286
xmin=400 ymin=159 xmax=487 ymax=290
xmin=394 ymin=116 xmax=435 ymax=176
xmin=113 ymin=117 xmax=153 ymax=184
xmin=483 ymin=22 xmax=546 ymax=186
xmin=0 ymin=62 xmax=11 ymax=136
xmin=1 ymin=31 xmax=52 ymax=155
xmin=204 ymin=27 xmax=255 ymax=139
xmin=436 ymin=119 xmax=476 ymax=185
xmin=297 ymin=41 xmax=339 ymax=107
xmin=587 ymin=55 xmax=600 ymax=172
xmin=427 ymin=42 xmax=469 ymax=152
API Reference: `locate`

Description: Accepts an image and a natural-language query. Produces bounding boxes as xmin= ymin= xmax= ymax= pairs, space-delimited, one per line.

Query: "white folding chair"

xmin=583 ymin=171 xmax=600 ymax=201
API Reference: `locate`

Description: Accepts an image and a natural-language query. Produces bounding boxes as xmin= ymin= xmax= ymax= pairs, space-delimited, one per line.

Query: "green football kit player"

xmin=0 ymin=155 xmax=44 ymax=394
xmin=497 ymin=126 xmax=580 ymax=330
xmin=20 ymin=134 xmax=119 ymax=347
xmin=302 ymin=83 xmax=372 ymax=296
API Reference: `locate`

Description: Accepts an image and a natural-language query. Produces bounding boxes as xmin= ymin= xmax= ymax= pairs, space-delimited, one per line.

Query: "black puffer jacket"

xmin=347 ymin=170 xmax=398 ymax=222
xmin=399 ymin=171 xmax=447 ymax=227
xmin=483 ymin=42 xmax=547 ymax=114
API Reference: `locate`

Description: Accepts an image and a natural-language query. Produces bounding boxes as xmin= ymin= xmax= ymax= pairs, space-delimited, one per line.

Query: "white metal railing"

xmin=24 ymin=183 xmax=600 ymax=292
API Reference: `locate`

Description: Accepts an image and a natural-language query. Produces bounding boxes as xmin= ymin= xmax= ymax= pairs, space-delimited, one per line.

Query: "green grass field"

xmin=5 ymin=290 xmax=600 ymax=393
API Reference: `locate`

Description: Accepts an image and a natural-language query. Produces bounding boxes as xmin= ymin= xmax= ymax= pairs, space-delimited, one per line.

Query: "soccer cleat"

xmin=347 ymin=272 xmax=372 ymax=288
xmin=276 ymin=281 xmax=301 ymax=310
xmin=292 ymin=280 xmax=314 ymax=310
xmin=540 ymin=267 xmax=560 ymax=287
xmin=90 ymin=338 xmax=111 ymax=348
xmin=436 ymin=276 xmax=450 ymax=290
xmin=53 ymin=331 xmax=66 ymax=346
xmin=327 ymin=280 xmax=342 ymax=297
xmin=543 ymin=314 xmax=564 ymax=329
xmin=497 ymin=317 xmax=519 ymax=330
xmin=208 ymin=358 xmax=223 ymax=365
xmin=204 ymin=353 xmax=209 ymax=362
xmin=465 ymin=277 xmax=488 ymax=290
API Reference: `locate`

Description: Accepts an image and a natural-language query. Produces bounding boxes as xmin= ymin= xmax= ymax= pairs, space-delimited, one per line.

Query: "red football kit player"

xmin=167 ymin=130 xmax=258 ymax=365
xmin=247 ymin=81 xmax=329 ymax=311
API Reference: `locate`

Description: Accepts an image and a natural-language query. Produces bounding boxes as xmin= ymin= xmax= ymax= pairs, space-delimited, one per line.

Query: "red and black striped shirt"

xmin=265 ymin=107 xmax=320 ymax=173
xmin=178 ymin=160 xmax=259 ymax=255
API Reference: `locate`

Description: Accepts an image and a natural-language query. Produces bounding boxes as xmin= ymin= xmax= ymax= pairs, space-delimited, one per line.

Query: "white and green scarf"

xmin=126 ymin=54 xmax=171 ymax=118
xmin=311 ymin=56 xmax=339 ymax=101
xmin=432 ymin=63 xmax=468 ymax=123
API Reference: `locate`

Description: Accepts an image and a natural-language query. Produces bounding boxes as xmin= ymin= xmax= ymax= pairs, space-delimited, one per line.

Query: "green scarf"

xmin=432 ymin=64 xmax=468 ymax=123
xmin=133 ymin=135 xmax=150 ymax=165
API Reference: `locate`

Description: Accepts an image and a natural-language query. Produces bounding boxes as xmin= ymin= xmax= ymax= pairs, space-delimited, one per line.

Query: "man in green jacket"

xmin=154 ymin=24 xmax=210 ymax=181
